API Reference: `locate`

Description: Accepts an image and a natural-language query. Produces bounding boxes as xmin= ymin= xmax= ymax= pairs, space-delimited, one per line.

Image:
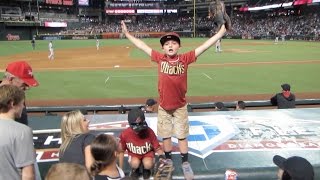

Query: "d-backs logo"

xmin=160 ymin=61 xmax=185 ymax=75
xmin=146 ymin=115 xmax=240 ymax=158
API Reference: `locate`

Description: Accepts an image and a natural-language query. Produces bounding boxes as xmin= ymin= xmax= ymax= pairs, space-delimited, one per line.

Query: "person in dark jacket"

xmin=270 ymin=83 xmax=295 ymax=109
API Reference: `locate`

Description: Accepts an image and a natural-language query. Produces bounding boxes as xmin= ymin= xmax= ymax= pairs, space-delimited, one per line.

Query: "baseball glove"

xmin=154 ymin=159 xmax=174 ymax=180
xmin=208 ymin=0 xmax=231 ymax=31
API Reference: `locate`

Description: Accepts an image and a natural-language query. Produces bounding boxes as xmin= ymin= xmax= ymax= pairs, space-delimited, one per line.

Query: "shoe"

xmin=142 ymin=169 xmax=151 ymax=179
xmin=182 ymin=162 xmax=194 ymax=180
xmin=130 ymin=168 xmax=140 ymax=180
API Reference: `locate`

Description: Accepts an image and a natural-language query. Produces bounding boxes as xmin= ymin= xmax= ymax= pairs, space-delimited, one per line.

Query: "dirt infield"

xmin=1 ymin=45 xmax=320 ymax=107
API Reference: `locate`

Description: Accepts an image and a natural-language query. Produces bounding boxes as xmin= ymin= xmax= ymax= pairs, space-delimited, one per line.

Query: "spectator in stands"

xmin=90 ymin=134 xmax=125 ymax=179
xmin=59 ymin=110 xmax=95 ymax=170
xmin=0 ymin=85 xmax=36 ymax=180
xmin=273 ymin=155 xmax=314 ymax=180
xmin=118 ymin=108 xmax=164 ymax=179
xmin=214 ymin=102 xmax=229 ymax=111
xmin=0 ymin=61 xmax=41 ymax=179
xmin=45 ymin=163 xmax=91 ymax=180
xmin=0 ymin=61 xmax=39 ymax=125
xmin=235 ymin=100 xmax=246 ymax=111
xmin=270 ymin=83 xmax=296 ymax=109
xmin=119 ymin=105 xmax=126 ymax=114
xmin=121 ymin=20 xmax=226 ymax=180
xmin=141 ymin=98 xmax=157 ymax=113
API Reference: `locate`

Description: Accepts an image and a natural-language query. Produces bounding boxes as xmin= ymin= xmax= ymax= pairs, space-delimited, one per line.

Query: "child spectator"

xmin=121 ymin=20 xmax=226 ymax=180
xmin=235 ymin=101 xmax=246 ymax=111
xmin=273 ymin=155 xmax=314 ymax=180
xmin=118 ymin=108 xmax=164 ymax=179
xmin=90 ymin=134 xmax=125 ymax=180
xmin=214 ymin=102 xmax=229 ymax=111
xmin=45 ymin=163 xmax=91 ymax=180
xmin=141 ymin=98 xmax=158 ymax=113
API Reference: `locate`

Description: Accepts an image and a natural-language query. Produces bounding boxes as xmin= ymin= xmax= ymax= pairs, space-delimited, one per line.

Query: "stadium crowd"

xmin=58 ymin=13 xmax=320 ymax=40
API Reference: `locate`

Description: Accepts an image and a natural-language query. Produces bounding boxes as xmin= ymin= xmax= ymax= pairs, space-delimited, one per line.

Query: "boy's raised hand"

xmin=121 ymin=20 xmax=128 ymax=33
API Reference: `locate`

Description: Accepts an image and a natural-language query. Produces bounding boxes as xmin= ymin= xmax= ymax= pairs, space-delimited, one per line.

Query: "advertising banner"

xmin=105 ymin=9 xmax=135 ymax=14
xmin=44 ymin=22 xmax=67 ymax=27
xmin=33 ymin=108 xmax=320 ymax=162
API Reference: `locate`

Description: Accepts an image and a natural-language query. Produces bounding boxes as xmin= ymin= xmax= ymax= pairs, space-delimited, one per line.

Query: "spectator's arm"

xmin=121 ymin=20 xmax=152 ymax=56
xmin=195 ymin=25 xmax=226 ymax=57
xmin=118 ymin=151 xmax=125 ymax=169
xmin=22 ymin=164 xmax=35 ymax=180
xmin=84 ymin=145 xmax=94 ymax=171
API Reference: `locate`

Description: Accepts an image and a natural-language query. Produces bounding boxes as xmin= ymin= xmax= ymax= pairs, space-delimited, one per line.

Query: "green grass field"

xmin=0 ymin=39 xmax=319 ymax=101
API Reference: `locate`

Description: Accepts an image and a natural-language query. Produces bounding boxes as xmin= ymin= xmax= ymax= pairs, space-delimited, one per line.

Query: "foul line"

xmin=202 ymin=73 xmax=213 ymax=80
xmin=105 ymin=76 xmax=110 ymax=85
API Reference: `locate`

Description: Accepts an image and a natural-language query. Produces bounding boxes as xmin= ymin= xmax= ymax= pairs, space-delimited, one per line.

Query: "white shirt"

xmin=49 ymin=42 xmax=53 ymax=50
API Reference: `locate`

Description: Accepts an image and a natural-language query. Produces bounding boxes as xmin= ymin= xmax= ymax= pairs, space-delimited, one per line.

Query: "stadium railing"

xmin=27 ymin=99 xmax=320 ymax=115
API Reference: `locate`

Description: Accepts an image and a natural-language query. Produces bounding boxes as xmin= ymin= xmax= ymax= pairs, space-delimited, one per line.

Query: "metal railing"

xmin=27 ymin=99 xmax=320 ymax=115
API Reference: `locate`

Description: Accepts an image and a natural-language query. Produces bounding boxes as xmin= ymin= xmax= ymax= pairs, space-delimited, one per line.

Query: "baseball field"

xmin=0 ymin=38 xmax=319 ymax=106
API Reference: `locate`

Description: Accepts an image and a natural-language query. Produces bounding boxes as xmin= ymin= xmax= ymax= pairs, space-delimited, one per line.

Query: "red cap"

xmin=6 ymin=61 xmax=39 ymax=87
xmin=160 ymin=32 xmax=181 ymax=46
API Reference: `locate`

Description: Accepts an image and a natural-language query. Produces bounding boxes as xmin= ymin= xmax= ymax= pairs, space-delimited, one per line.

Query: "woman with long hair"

xmin=59 ymin=110 xmax=95 ymax=170
xmin=90 ymin=134 xmax=125 ymax=180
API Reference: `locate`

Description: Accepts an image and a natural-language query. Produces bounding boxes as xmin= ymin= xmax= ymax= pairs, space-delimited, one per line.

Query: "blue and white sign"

xmin=146 ymin=115 xmax=240 ymax=158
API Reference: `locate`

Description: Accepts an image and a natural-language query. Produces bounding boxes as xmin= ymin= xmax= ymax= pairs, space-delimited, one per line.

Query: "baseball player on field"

xmin=96 ymin=39 xmax=100 ymax=50
xmin=31 ymin=38 xmax=36 ymax=50
xmin=215 ymin=38 xmax=222 ymax=53
xmin=48 ymin=41 xmax=54 ymax=60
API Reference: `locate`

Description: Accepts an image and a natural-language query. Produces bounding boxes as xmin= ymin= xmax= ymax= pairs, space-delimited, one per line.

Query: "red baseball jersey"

xmin=119 ymin=127 xmax=160 ymax=158
xmin=151 ymin=50 xmax=197 ymax=110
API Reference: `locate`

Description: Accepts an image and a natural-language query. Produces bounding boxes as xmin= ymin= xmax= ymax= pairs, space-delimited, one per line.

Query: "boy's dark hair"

xmin=128 ymin=107 xmax=145 ymax=124
xmin=119 ymin=105 xmax=126 ymax=114
xmin=146 ymin=98 xmax=157 ymax=106
xmin=281 ymin=83 xmax=291 ymax=91
xmin=214 ymin=102 xmax=224 ymax=109
xmin=90 ymin=134 xmax=118 ymax=176
xmin=237 ymin=101 xmax=246 ymax=110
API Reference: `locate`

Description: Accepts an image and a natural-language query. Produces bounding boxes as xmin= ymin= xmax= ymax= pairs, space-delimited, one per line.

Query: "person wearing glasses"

xmin=59 ymin=110 xmax=95 ymax=170
xmin=0 ymin=61 xmax=41 ymax=179
xmin=118 ymin=108 xmax=164 ymax=180
xmin=0 ymin=61 xmax=39 ymax=125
